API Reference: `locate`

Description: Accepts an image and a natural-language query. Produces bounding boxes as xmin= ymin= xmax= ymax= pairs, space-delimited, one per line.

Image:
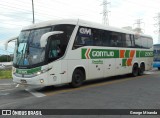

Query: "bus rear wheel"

xmin=132 ymin=64 xmax=139 ymax=77
xmin=138 ymin=63 xmax=145 ymax=76
xmin=70 ymin=69 xmax=84 ymax=88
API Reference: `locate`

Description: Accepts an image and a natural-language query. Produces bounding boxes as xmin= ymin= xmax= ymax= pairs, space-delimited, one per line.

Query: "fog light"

xmin=40 ymin=79 xmax=44 ymax=83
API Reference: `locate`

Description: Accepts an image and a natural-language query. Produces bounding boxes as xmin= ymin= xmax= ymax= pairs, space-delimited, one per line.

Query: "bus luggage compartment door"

xmin=88 ymin=59 xmax=104 ymax=79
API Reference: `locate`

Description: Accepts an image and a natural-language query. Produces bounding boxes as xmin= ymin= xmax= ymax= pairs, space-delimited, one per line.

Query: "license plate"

xmin=20 ymin=79 xmax=27 ymax=84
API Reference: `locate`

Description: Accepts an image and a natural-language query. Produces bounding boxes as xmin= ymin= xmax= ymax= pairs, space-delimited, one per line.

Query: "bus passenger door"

xmin=88 ymin=59 xmax=104 ymax=79
xmin=104 ymin=59 xmax=116 ymax=77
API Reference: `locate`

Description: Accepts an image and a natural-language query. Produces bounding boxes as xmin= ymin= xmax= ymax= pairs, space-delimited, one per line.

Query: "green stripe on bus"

xmin=125 ymin=50 xmax=130 ymax=58
xmin=136 ymin=50 xmax=140 ymax=57
xmin=16 ymin=67 xmax=41 ymax=75
xmin=81 ymin=48 xmax=87 ymax=59
xmin=122 ymin=59 xmax=127 ymax=66
xmin=81 ymin=48 xmax=153 ymax=59
xmin=140 ymin=51 xmax=153 ymax=57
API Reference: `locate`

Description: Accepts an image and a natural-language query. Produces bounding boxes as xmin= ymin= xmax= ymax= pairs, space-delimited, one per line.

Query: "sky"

xmin=0 ymin=0 xmax=160 ymax=54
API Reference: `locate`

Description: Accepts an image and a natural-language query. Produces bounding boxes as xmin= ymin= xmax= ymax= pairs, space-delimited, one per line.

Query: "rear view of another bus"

xmin=153 ymin=44 xmax=160 ymax=70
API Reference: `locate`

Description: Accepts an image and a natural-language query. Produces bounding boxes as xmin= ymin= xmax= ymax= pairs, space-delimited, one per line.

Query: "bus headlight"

xmin=36 ymin=68 xmax=52 ymax=75
xmin=37 ymin=71 xmax=41 ymax=75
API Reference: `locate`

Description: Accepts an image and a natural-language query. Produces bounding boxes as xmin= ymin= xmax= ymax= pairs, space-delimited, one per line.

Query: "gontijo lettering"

xmin=81 ymin=48 xmax=119 ymax=59
xmin=92 ymin=51 xmax=114 ymax=57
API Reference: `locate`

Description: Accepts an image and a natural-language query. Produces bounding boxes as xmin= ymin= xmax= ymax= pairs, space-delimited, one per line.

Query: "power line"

xmin=123 ymin=0 xmax=159 ymax=10
xmin=0 ymin=4 xmax=32 ymax=13
xmin=0 ymin=0 xmax=103 ymax=24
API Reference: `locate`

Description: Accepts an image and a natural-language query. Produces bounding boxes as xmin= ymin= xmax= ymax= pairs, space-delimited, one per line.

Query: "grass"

xmin=0 ymin=69 xmax=12 ymax=79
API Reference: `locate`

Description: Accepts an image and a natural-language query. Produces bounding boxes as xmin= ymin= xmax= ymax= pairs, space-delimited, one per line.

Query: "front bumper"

xmin=12 ymin=72 xmax=48 ymax=87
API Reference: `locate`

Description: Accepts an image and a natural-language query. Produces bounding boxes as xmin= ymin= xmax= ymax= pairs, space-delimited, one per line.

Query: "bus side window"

xmin=110 ymin=35 xmax=118 ymax=47
xmin=48 ymin=38 xmax=61 ymax=59
xmin=110 ymin=33 xmax=123 ymax=47
xmin=73 ymin=27 xmax=93 ymax=49
xmin=125 ymin=34 xmax=132 ymax=47
xmin=131 ymin=35 xmax=135 ymax=48
xmin=92 ymin=29 xmax=102 ymax=46
xmin=141 ymin=37 xmax=148 ymax=48
xmin=102 ymin=30 xmax=110 ymax=46
xmin=135 ymin=35 xmax=142 ymax=48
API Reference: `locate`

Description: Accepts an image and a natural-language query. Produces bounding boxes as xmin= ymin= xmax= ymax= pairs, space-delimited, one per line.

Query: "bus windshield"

xmin=13 ymin=24 xmax=75 ymax=68
xmin=14 ymin=27 xmax=51 ymax=67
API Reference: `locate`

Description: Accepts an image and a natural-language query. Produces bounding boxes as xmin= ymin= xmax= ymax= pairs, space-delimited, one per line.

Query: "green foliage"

xmin=0 ymin=55 xmax=12 ymax=62
xmin=0 ymin=70 xmax=12 ymax=79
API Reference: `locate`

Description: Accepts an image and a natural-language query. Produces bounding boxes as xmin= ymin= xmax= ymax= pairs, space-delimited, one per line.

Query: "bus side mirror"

xmin=5 ymin=36 xmax=18 ymax=50
xmin=40 ymin=31 xmax=63 ymax=48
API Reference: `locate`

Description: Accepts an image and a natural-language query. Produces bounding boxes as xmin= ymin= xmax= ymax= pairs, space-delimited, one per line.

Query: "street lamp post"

xmin=32 ymin=0 xmax=35 ymax=24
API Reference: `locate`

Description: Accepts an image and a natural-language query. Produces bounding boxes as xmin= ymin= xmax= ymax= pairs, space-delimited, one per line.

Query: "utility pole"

xmin=101 ymin=0 xmax=110 ymax=26
xmin=32 ymin=0 xmax=35 ymax=24
xmin=154 ymin=13 xmax=160 ymax=44
xmin=133 ymin=19 xmax=144 ymax=33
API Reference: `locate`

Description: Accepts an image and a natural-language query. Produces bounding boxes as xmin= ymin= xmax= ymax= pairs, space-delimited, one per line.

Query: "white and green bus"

xmin=5 ymin=19 xmax=153 ymax=87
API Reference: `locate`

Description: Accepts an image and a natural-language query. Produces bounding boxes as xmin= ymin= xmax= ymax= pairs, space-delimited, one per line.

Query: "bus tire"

xmin=70 ymin=69 xmax=84 ymax=88
xmin=138 ymin=63 xmax=145 ymax=76
xmin=132 ymin=64 xmax=139 ymax=77
xmin=158 ymin=67 xmax=160 ymax=70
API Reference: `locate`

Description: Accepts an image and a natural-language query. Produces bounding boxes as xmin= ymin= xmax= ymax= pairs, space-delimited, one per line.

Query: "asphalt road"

xmin=0 ymin=69 xmax=160 ymax=117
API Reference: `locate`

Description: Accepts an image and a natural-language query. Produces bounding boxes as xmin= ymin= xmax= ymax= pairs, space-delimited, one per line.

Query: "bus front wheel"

xmin=70 ymin=69 xmax=84 ymax=88
xmin=132 ymin=64 xmax=139 ymax=77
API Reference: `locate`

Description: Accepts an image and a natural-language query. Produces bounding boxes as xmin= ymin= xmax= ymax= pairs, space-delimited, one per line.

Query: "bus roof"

xmin=23 ymin=19 xmax=152 ymax=38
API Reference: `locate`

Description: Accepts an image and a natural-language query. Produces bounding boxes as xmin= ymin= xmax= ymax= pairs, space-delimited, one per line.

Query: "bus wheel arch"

xmin=70 ymin=67 xmax=86 ymax=88
xmin=131 ymin=63 xmax=139 ymax=77
xmin=139 ymin=62 xmax=145 ymax=76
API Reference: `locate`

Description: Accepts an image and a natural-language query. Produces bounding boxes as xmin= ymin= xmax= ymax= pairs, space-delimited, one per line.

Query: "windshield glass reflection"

xmin=14 ymin=27 xmax=51 ymax=67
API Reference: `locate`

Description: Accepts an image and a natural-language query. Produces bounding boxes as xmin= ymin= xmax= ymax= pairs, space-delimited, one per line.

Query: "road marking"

xmin=0 ymin=88 xmax=16 ymax=92
xmin=0 ymin=93 xmax=9 ymax=96
xmin=45 ymin=74 xmax=158 ymax=96
xmin=0 ymin=83 xmax=16 ymax=92
xmin=25 ymin=88 xmax=46 ymax=98
xmin=0 ymin=84 xmax=12 ymax=86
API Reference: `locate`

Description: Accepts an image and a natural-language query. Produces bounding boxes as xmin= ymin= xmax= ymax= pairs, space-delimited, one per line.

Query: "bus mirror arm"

xmin=40 ymin=31 xmax=64 ymax=48
xmin=4 ymin=36 xmax=18 ymax=50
